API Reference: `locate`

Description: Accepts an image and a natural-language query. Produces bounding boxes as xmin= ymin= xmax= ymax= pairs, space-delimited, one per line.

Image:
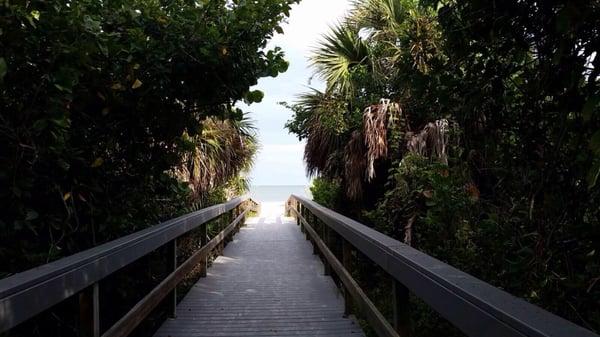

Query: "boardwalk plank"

xmin=153 ymin=209 xmax=365 ymax=337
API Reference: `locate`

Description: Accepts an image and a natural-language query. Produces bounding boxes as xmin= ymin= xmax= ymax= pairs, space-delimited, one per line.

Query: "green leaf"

xmin=25 ymin=15 xmax=36 ymax=28
xmin=245 ymin=90 xmax=264 ymax=104
xmin=54 ymin=84 xmax=71 ymax=92
xmin=590 ymin=131 xmax=600 ymax=155
xmin=587 ymin=161 xmax=600 ymax=189
xmin=32 ymin=119 xmax=48 ymax=132
xmin=51 ymin=118 xmax=70 ymax=128
xmin=97 ymin=42 xmax=108 ymax=57
xmin=0 ymin=57 xmax=6 ymax=81
xmin=26 ymin=210 xmax=39 ymax=221
xmin=30 ymin=10 xmax=40 ymax=21
xmin=583 ymin=95 xmax=599 ymax=122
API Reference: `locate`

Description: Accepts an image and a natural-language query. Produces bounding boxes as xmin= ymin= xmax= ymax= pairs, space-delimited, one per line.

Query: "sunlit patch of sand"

xmin=258 ymin=201 xmax=285 ymax=217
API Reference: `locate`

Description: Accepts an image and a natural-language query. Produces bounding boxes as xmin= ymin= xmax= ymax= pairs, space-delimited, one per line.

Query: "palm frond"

xmin=289 ymin=89 xmax=348 ymax=177
xmin=349 ymin=0 xmax=413 ymax=34
xmin=175 ymin=114 xmax=259 ymax=198
xmin=304 ymin=114 xmax=344 ymax=177
xmin=406 ymin=119 xmax=450 ymax=164
xmin=311 ymin=23 xmax=370 ymax=95
xmin=364 ymin=99 xmax=402 ymax=180
xmin=344 ymin=130 xmax=367 ymax=200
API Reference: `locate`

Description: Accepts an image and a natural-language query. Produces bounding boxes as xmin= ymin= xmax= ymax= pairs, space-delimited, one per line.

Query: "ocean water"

xmin=248 ymin=185 xmax=312 ymax=203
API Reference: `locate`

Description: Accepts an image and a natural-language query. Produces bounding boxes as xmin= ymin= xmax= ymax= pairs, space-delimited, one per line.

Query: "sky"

xmin=241 ymin=0 xmax=352 ymax=186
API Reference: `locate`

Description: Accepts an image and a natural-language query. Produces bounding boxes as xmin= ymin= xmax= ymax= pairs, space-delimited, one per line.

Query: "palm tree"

xmin=293 ymin=89 xmax=347 ymax=177
xmin=295 ymin=0 xmax=445 ymax=200
xmin=297 ymin=94 xmax=404 ymax=200
xmin=350 ymin=0 xmax=440 ymax=74
xmin=349 ymin=0 xmax=411 ymax=34
xmin=176 ymin=115 xmax=258 ymax=199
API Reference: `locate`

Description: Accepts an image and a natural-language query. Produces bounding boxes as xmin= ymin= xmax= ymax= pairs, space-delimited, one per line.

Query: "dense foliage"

xmin=309 ymin=176 xmax=342 ymax=209
xmin=0 ymin=0 xmax=297 ymax=274
xmin=288 ymin=0 xmax=599 ymax=334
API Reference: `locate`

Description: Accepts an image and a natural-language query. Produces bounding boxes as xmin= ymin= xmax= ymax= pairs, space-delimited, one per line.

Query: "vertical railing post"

xmin=200 ymin=222 xmax=208 ymax=277
xmin=79 ymin=282 xmax=100 ymax=337
xmin=226 ymin=210 xmax=233 ymax=242
xmin=218 ymin=216 xmax=225 ymax=254
xmin=231 ymin=207 xmax=237 ymax=235
xmin=322 ymin=222 xmax=331 ymax=276
xmin=303 ymin=207 xmax=310 ymax=241
xmin=236 ymin=205 xmax=242 ymax=233
xmin=239 ymin=204 xmax=245 ymax=231
xmin=167 ymin=238 xmax=177 ymax=319
xmin=342 ymin=239 xmax=353 ymax=317
xmin=312 ymin=214 xmax=319 ymax=254
xmin=236 ymin=205 xmax=241 ymax=230
xmin=301 ymin=205 xmax=307 ymax=235
xmin=393 ymin=279 xmax=411 ymax=337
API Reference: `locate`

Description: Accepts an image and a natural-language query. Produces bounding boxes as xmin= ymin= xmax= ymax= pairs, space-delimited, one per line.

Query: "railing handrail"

xmin=0 ymin=197 xmax=247 ymax=333
xmin=289 ymin=195 xmax=598 ymax=337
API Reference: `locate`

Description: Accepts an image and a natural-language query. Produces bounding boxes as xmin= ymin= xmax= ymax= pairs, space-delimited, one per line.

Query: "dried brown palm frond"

xmin=406 ymin=12 xmax=440 ymax=74
xmin=406 ymin=119 xmax=450 ymax=164
xmin=363 ymin=99 xmax=402 ymax=180
xmin=344 ymin=130 xmax=368 ymax=200
xmin=176 ymin=116 xmax=258 ymax=198
xmin=304 ymin=114 xmax=344 ymax=177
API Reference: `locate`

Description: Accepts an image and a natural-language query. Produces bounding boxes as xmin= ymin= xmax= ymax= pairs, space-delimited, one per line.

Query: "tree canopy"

xmin=0 ymin=0 xmax=298 ymax=274
xmin=288 ymin=0 xmax=600 ymax=334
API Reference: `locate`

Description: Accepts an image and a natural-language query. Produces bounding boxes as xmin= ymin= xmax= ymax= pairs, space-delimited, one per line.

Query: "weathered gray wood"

xmin=199 ymin=223 xmax=208 ymax=278
xmin=290 ymin=195 xmax=599 ymax=337
xmin=154 ymin=210 xmax=365 ymax=337
xmin=79 ymin=282 xmax=100 ymax=337
xmin=167 ymin=239 xmax=177 ymax=319
xmin=323 ymin=222 xmax=332 ymax=276
xmin=102 ymin=209 xmax=249 ymax=337
xmin=392 ymin=280 xmax=410 ymax=337
xmin=342 ymin=239 xmax=353 ymax=317
xmin=0 ymin=198 xmax=244 ymax=333
xmin=293 ymin=208 xmax=398 ymax=337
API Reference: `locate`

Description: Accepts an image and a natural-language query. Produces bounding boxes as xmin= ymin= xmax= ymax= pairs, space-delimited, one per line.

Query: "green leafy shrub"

xmin=365 ymin=153 xmax=479 ymax=268
xmin=0 ymin=0 xmax=297 ymax=275
xmin=310 ymin=176 xmax=342 ymax=209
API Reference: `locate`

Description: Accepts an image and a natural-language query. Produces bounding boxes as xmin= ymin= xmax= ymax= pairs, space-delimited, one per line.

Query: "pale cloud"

xmin=249 ymin=144 xmax=308 ymax=186
xmin=246 ymin=0 xmax=352 ymax=186
xmin=270 ymin=0 xmax=352 ymax=56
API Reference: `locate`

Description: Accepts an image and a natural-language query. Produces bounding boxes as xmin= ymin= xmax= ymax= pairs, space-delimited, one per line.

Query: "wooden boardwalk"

xmin=153 ymin=206 xmax=365 ymax=337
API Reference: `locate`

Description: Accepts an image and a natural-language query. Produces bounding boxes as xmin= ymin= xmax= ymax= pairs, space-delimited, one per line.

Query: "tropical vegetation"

xmin=1 ymin=0 xmax=296 ymax=335
xmin=287 ymin=0 xmax=600 ymax=335
xmin=0 ymin=0 xmax=297 ymax=273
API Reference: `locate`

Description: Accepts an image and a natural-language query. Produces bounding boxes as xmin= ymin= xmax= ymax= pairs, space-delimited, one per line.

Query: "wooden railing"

xmin=287 ymin=195 xmax=599 ymax=337
xmin=0 ymin=197 xmax=259 ymax=337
